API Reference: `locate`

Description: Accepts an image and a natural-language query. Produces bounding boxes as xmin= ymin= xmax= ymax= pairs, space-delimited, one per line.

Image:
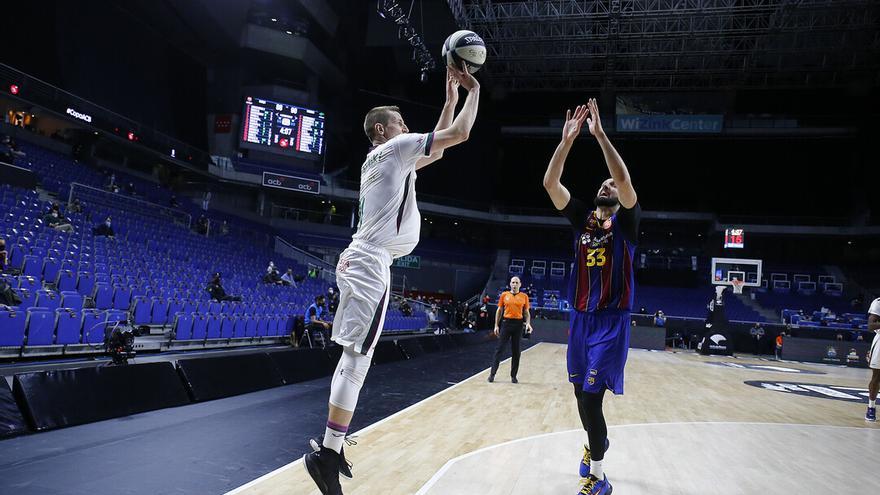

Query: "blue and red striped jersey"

xmin=561 ymin=198 xmax=640 ymax=313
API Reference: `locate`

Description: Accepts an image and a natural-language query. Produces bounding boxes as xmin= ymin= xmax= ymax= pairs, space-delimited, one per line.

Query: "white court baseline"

xmin=417 ymin=422 xmax=880 ymax=495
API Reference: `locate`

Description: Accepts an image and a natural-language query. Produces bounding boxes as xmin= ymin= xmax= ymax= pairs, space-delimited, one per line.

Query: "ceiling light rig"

xmin=376 ymin=0 xmax=436 ymax=82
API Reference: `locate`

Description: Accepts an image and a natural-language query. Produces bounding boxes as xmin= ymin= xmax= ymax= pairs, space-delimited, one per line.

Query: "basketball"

xmin=442 ymin=30 xmax=486 ymax=73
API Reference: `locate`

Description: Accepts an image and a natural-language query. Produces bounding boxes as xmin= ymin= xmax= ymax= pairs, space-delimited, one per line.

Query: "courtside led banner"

xmin=616 ymin=114 xmax=723 ymax=133
xmin=261 ymin=171 xmax=320 ymax=194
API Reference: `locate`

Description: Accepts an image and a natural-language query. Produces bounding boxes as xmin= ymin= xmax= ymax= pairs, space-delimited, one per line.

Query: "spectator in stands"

xmin=400 ymin=299 xmax=413 ymax=317
xmin=264 ymin=262 xmax=283 ymax=285
xmin=206 ymin=273 xmax=241 ymax=302
xmin=305 ymin=295 xmax=332 ymax=347
xmin=836 ymin=332 xmax=844 ymax=341
xmin=327 ymin=286 xmax=339 ymax=313
xmin=69 ymin=198 xmax=83 ymax=214
xmin=170 ymin=195 xmax=180 ymax=208
xmin=0 ymin=238 xmax=7 ymax=272
xmin=125 ymin=182 xmax=136 ymax=195
xmin=219 ymin=220 xmax=229 ymax=236
xmin=653 ymin=310 xmax=666 ymax=327
xmin=775 ymin=332 xmax=784 ymax=360
xmin=195 ymin=215 xmax=209 ymax=235
xmin=749 ymin=322 xmax=765 ymax=355
xmin=43 ymin=208 xmax=73 ymax=233
xmin=92 ymin=216 xmax=115 ymax=238
xmin=280 ymin=268 xmax=297 ymax=287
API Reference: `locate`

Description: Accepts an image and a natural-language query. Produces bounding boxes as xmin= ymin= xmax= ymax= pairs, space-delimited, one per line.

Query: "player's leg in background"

xmin=867 ymin=369 xmax=879 ymax=421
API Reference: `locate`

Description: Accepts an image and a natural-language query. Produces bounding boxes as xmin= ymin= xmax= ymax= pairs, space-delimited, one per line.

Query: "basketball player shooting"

xmin=304 ymin=63 xmax=480 ymax=495
xmin=542 ymin=98 xmax=640 ymax=495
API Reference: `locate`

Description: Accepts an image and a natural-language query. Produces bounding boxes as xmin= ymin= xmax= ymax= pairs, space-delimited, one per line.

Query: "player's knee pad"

xmin=329 ymin=347 xmax=372 ymax=411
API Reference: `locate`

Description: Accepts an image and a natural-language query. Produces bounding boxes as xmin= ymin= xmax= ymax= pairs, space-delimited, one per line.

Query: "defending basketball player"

xmin=543 ymin=98 xmax=640 ymax=495
xmin=865 ymin=297 xmax=880 ymax=422
xmin=303 ymin=64 xmax=480 ymax=495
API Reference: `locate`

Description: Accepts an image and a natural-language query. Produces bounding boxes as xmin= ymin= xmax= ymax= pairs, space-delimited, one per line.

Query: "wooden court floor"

xmin=228 ymin=343 xmax=878 ymax=495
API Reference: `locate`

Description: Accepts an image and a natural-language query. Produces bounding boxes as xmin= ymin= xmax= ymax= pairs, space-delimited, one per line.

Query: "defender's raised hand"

xmin=562 ymin=104 xmax=588 ymax=143
xmin=586 ymin=98 xmax=604 ymax=137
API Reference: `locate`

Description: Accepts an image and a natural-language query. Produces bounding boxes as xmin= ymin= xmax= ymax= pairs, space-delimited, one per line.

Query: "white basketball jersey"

xmin=351 ymin=132 xmax=433 ymax=259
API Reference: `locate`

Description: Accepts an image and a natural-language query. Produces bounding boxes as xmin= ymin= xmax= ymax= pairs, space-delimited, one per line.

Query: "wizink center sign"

xmin=262 ymin=171 xmax=320 ymax=195
xmin=616 ymin=114 xmax=723 ymax=133
xmin=65 ymin=107 xmax=93 ymax=123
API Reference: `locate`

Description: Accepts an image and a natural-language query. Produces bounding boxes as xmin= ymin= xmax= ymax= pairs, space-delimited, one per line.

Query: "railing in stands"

xmin=68 ymin=182 xmax=192 ymax=228
xmin=274 ymin=235 xmax=336 ymax=283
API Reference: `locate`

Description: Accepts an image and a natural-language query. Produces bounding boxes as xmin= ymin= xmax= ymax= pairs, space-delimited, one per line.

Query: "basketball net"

xmin=731 ymin=279 xmax=745 ymax=294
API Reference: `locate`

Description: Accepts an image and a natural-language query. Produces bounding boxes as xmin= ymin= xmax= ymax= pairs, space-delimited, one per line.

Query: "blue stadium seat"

xmin=112 ymin=284 xmax=131 ymax=310
xmin=191 ymin=313 xmax=208 ymax=340
xmin=167 ymin=298 xmax=183 ymax=317
xmin=255 ymin=316 xmax=268 ymax=337
xmin=17 ymin=275 xmax=38 ymax=290
xmin=132 ymin=296 xmax=152 ymax=325
xmin=76 ymin=272 xmax=95 ymax=296
xmin=35 ymin=289 xmax=61 ymax=311
xmin=266 ymin=315 xmax=279 ymax=336
xmin=172 ymin=312 xmax=193 ymax=340
xmin=208 ymin=301 xmax=221 ymax=314
xmin=17 ymin=288 xmax=36 ymax=311
xmin=220 ymin=315 xmax=235 ymax=338
xmin=245 ymin=315 xmax=258 ymax=337
xmin=105 ymin=310 xmax=127 ymax=334
xmin=55 ymin=308 xmax=82 ymax=344
xmin=57 ymin=269 xmax=77 ymax=291
xmin=197 ymin=301 xmax=211 ymax=313
xmin=60 ymin=291 xmax=83 ymax=309
xmin=93 ymin=282 xmax=113 ymax=310
xmin=42 ymin=257 xmax=61 ymax=283
xmin=8 ymin=244 xmax=26 ymax=270
xmin=78 ymin=305 xmax=103 ymax=337
xmin=233 ymin=315 xmax=248 ymax=338
xmin=206 ymin=314 xmax=221 ymax=339
xmin=22 ymin=255 xmax=42 ymax=278
xmin=151 ymin=297 xmax=169 ymax=325
xmin=0 ymin=308 xmax=26 ymax=346
xmin=25 ymin=308 xmax=55 ymax=346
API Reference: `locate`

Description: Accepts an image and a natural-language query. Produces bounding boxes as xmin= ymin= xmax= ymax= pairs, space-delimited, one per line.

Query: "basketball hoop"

xmin=731 ymin=279 xmax=745 ymax=294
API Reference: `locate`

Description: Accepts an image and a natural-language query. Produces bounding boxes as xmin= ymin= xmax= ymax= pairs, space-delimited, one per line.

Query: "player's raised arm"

xmin=416 ymin=68 xmax=460 ymax=170
xmin=543 ymin=105 xmax=588 ymax=210
xmin=587 ymin=98 xmax=637 ymax=209
xmin=428 ymin=63 xmax=480 ymax=153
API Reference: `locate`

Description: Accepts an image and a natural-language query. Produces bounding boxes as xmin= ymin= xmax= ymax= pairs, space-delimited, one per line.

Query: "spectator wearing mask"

xmin=264 ymin=262 xmax=283 ymax=285
xmin=280 ymin=268 xmax=297 ymax=287
xmin=93 ymin=217 xmax=115 ymax=238
xmin=206 ymin=273 xmax=241 ymax=302
xmin=327 ymin=286 xmax=339 ymax=313
xmin=304 ymin=295 xmax=332 ymax=347
xmin=43 ymin=208 xmax=74 ymax=233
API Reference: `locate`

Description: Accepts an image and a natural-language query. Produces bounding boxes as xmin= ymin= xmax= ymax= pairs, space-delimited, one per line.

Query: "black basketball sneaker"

xmin=304 ymin=446 xmax=343 ymax=495
xmin=310 ymin=435 xmax=354 ymax=479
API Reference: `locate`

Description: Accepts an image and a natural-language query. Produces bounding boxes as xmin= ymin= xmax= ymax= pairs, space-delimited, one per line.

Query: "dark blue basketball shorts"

xmin=567 ymin=309 xmax=631 ymax=395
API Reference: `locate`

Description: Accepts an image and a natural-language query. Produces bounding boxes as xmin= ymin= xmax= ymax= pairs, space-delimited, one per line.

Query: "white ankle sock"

xmin=870 ymin=399 xmax=876 ymax=409
xmin=591 ymin=459 xmax=604 ymax=480
xmin=322 ymin=422 xmax=348 ymax=453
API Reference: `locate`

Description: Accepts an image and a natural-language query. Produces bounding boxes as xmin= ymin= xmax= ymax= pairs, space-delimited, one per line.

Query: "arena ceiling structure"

xmin=446 ymin=0 xmax=880 ymax=91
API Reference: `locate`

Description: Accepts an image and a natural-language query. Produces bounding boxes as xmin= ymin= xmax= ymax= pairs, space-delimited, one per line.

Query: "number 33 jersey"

xmin=560 ymin=197 xmax=641 ymax=313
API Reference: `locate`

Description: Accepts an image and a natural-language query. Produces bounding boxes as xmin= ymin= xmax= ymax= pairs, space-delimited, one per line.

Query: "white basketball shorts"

xmin=870 ymin=331 xmax=880 ymax=370
xmin=331 ymin=240 xmax=392 ymax=357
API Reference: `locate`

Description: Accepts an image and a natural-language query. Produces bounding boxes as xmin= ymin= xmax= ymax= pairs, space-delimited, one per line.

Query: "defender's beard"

xmin=594 ymin=195 xmax=620 ymax=207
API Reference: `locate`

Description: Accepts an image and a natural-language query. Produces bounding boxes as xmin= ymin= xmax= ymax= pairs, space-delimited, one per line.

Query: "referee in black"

xmin=488 ymin=276 xmax=533 ymax=383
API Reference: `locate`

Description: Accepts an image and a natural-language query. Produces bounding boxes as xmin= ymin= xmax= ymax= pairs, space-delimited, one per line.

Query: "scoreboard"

xmin=240 ymin=96 xmax=325 ymax=158
xmin=723 ymin=228 xmax=744 ymax=249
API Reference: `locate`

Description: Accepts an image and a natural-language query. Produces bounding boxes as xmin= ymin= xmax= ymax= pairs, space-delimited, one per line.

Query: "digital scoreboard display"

xmin=724 ymin=228 xmax=745 ymax=249
xmin=240 ymin=96 xmax=325 ymax=158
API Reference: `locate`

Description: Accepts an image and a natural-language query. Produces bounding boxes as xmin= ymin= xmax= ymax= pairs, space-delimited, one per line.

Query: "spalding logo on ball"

xmin=442 ymin=30 xmax=486 ymax=74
